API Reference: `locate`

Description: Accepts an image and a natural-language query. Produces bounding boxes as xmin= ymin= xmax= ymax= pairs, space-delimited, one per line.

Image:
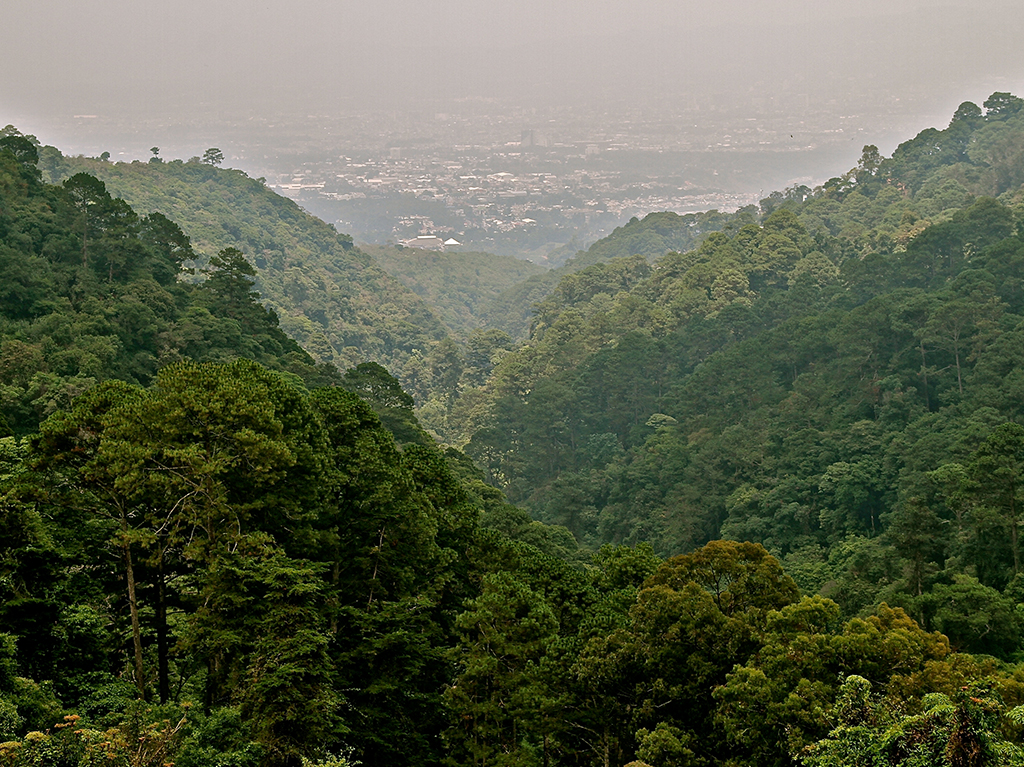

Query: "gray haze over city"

xmin=5 ymin=0 xmax=1024 ymax=259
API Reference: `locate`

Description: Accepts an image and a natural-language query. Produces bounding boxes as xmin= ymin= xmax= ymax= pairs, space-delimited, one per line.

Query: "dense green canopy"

xmin=5 ymin=95 xmax=1024 ymax=767
xmin=52 ymin=153 xmax=450 ymax=375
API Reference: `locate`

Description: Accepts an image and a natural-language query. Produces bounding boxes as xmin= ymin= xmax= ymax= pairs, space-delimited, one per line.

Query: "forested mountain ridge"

xmin=480 ymin=208 xmax=744 ymax=339
xmin=0 ymin=132 xmax=341 ymax=436
xmin=359 ymin=243 xmax=544 ymax=340
xmin=564 ymin=207 xmax=747 ymax=272
xmin=51 ymin=153 xmax=450 ymax=375
xmin=36 ymin=142 xmax=748 ymax=416
xmin=399 ymin=208 xmax=759 ymax=431
xmin=484 ymin=91 xmax=1024 ymax=346
xmin=8 ymin=97 xmax=1024 ymax=767
xmin=439 ymin=94 xmax=1024 ymax=625
xmin=0 ymin=129 xmax=587 ymax=766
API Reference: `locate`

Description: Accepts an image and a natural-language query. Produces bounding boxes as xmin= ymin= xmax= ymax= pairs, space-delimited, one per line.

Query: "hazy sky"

xmin=4 ymin=0 xmax=1024 ymax=143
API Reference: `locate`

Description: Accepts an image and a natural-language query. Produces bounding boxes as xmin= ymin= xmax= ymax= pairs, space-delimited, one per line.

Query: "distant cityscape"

xmin=247 ymin=95 xmax=946 ymax=261
xmin=30 ymin=91 xmax=955 ymax=262
xmin=270 ymin=139 xmax=765 ymax=261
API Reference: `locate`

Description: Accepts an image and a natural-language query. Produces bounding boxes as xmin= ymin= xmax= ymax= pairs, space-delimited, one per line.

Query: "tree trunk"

xmin=368 ymin=527 xmax=386 ymax=607
xmin=156 ymin=547 xmax=170 ymax=703
xmin=123 ymin=533 xmax=147 ymax=701
xmin=329 ymin=560 xmax=340 ymax=635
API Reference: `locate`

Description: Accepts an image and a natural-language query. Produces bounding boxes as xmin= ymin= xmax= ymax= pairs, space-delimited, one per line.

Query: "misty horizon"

xmin=5 ymin=0 xmax=1024 ymax=255
xmin=6 ymin=1 xmax=1024 ymax=116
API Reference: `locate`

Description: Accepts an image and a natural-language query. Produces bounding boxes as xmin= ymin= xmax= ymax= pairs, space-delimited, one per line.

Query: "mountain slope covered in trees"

xmin=0 ymin=134 xmax=341 ymax=436
xmin=7 ymin=95 xmax=1024 ymax=767
xmin=360 ymin=243 xmax=545 ymax=339
xmin=479 ymin=208 xmax=744 ymax=339
xmin=440 ymin=93 xmax=1024 ymax=625
xmin=51 ymin=154 xmax=450 ymax=374
xmin=0 ymin=127 xmax=587 ymax=767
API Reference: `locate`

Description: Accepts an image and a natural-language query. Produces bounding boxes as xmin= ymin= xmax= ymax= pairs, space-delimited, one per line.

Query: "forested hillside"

xmin=0 ymin=133 xmax=339 ymax=436
xmin=7 ymin=96 xmax=1024 ymax=767
xmin=480 ymin=208 xmax=743 ymax=339
xmin=360 ymin=243 xmax=544 ymax=339
xmin=436 ymin=93 xmax=1024 ymax=630
xmin=51 ymin=154 xmax=450 ymax=374
xmin=0 ymin=126 xmax=586 ymax=767
xmin=565 ymin=207 xmax=746 ymax=272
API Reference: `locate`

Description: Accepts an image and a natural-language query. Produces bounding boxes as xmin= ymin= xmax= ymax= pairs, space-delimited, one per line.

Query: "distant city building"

xmin=404 ymin=234 xmax=445 ymax=250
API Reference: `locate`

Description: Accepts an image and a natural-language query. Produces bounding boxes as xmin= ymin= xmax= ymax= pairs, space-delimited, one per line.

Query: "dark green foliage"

xmin=9 ymin=96 xmax=1024 ymax=767
xmin=449 ymin=95 xmax=1024 ymax=596
xmin=2 ymin=358 xmax=494 ymax=767
xmin=0 ymin=144 xmax=338 ymax=435
xmin=56 ymin=155 xmax=450 ymax=377
xmin=337 ymin=361 xmax=434 ymax=445
xmin=362 ymin=244 xmax=545 ymax=340
xmin=428 ymin=100 xmax=1024 ymax=766
xmin=802 ymin=677 xmax=1024 ymax=767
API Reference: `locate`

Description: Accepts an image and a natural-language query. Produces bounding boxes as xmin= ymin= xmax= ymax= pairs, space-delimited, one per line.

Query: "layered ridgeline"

xmin=0 ymin=130 xmax=586 ymax=767
xmin=0 ymin=132 xmax=344 ymax=436
xmin=42 ymin=141 xmax=744 ymax=409
xmin=7 ymin=101 xmax=1024 ymax=767
xmin=480 ymin=208 xmax=742 ymax=339
xmin=50 ymin=153 xmax=449 ymax=375
xmin=377 ymin=210 xmax=761 ymax=434
xmin=446 ymin=94 xmax=1024 ymax=611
